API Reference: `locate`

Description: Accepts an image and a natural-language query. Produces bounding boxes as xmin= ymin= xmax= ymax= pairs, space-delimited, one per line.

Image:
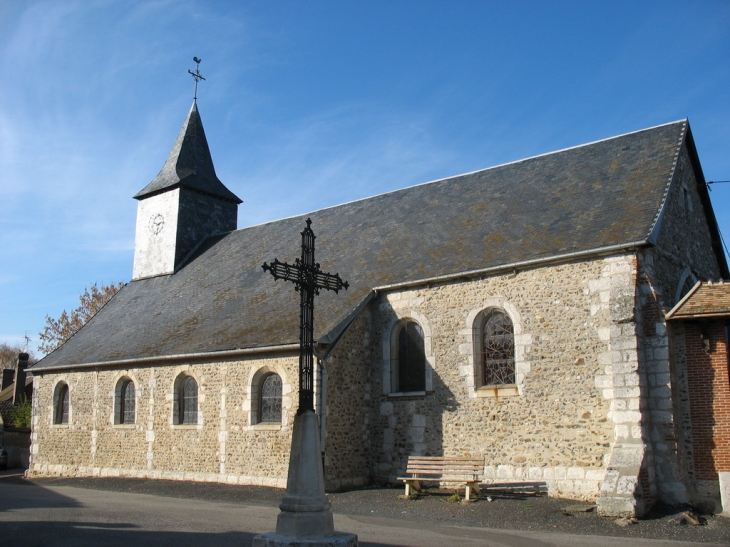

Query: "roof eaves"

xmin=665 ymin=280 xmax=703 ymax=320
xmin=666 ymin=311 xmax=730 ymax=320
xmin=30 ymin=343 xmax=300 ymax=373
xmin=374 ymin=240 xmax=650 ymax=293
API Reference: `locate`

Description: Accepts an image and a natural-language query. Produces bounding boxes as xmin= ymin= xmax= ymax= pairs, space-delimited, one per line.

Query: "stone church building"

xmin=29 ymin=101 xmax=729 ymax=517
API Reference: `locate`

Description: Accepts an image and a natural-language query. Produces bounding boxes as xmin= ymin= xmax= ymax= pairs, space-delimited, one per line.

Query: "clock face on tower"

xmin=149 ymin=213 xmax=165 ymax=235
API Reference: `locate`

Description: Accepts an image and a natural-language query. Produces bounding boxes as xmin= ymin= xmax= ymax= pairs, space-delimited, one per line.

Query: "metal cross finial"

xmin=262 ymin=219 xmax=348 ymax=413
xmin=188 ymin=56 xmax=206 ymax=101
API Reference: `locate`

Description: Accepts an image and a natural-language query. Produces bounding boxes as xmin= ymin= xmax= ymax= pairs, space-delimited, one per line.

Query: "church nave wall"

xmin=367 ymin=256 xmax=623 ymax=501
xmin=29 ymin=354 xmax=301 ymax=487
xmin=30 ymin=371 xmax=96 ymax=473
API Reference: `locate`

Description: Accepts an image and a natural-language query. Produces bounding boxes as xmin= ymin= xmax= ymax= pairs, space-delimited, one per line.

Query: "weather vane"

xmin=188 ymin=56 xmax=206 ymax=101
xmin=23 ymin=332 xmax=31 ymax=353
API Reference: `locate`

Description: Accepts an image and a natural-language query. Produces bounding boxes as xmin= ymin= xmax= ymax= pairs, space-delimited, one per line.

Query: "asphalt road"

xmin=1 ymin=471 xmax=728 ymax=547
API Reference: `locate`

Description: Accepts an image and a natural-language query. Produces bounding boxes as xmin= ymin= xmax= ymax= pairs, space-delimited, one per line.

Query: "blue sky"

xmin=1 ymin=1 xmax=729 ymax=356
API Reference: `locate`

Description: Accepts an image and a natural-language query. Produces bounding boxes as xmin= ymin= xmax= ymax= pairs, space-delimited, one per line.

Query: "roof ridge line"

xmin=237 ymin=119 xmax=690 ymax=232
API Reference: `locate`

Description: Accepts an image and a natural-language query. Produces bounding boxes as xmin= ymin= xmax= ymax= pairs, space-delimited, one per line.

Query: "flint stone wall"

xmin=368 ymin=256 xmax=630 ymax=502
xmin=29 ymin=353 xmax=299 ymax=486
xmin=322 ymin=307 xmax=374 ymax=490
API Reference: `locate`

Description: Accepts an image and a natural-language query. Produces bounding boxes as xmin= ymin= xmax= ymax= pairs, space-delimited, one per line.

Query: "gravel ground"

xmin=20 ymin=476 xmax=730 ymax=545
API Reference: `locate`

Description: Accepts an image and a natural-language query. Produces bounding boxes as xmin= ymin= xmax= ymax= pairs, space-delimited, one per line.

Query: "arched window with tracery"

xmin=392 ymin=320 xmax=426 ymax=393
xmin=174 ymin=375 xmax=198 ymax=425
xmin=120 ymin=379 xmax=135 ymax=424
xmin=54 ymin=382 xmax=69 ymax=425
xmin=259 ymin=373 xmax=282 ymax=424
xmin=478 ymin=310 xmax=515 ymax=387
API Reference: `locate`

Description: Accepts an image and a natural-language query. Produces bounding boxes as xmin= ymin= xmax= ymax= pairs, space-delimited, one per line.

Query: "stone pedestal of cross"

xmin=253 ymin=219 xmax=358 ymax=547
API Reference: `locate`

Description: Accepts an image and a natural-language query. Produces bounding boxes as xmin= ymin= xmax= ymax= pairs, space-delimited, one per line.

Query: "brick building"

xmin=28 ymin=101 xmax=729 ymax=517
xmin=666 ymin=281 xmax=730 ymax=515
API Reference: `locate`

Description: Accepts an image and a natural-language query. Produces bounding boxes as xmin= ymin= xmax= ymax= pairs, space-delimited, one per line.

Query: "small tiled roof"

xmin=666 ymin=281 xmax=730 ymax=319
xmin=134 ymin=102 xmax=242 ymax=203
xmin=35 ymin=119 xmax=722 ymax=371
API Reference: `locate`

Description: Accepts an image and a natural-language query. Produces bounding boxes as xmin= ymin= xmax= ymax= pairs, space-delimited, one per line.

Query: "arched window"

xmin=478 ymin=310 xmax=515 ymax=386
xmin=119 ymin=379 xmax=135 ymax=424
xmin=259 ymin=373 xmax=282 ymax=424
xmin=175 ymin=375 xmax=198 ymax=425
xmin=54 ymin=382 xmax=69 ymax=425
xmin=392 ymin=320 xmax=426 ymax=393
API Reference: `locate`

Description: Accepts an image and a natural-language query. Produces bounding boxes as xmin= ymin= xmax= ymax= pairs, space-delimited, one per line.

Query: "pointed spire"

xmin=134 ymin=102 xmax=242 ymax=203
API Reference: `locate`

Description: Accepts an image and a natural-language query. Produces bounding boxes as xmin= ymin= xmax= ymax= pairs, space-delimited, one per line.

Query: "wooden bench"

xmin=398 ymin=456 xmax=483 ymax=501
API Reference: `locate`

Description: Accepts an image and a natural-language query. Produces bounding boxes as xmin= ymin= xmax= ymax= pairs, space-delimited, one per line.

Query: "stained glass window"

xmin=121 ymin=380 xmax=135 ymax=424
xmin=179 ymin=376 xmax=198 ymax=425
xmin=396 ymin=321 xmax=425 ymax=392
xmin=481 ymin=311 xmax=515 ymax=386
xmin=260 ymin=374 xmax=282 ymax=423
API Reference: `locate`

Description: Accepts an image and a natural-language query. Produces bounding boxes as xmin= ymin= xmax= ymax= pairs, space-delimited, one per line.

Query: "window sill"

xmin=171 ymin=424 xmax=200 ymax=430
xmin=475 ymin=384 xmax=519 ymax=398
xmin=113 ymin=424 xmax=136 ymax=429
xmin=50 ymin=424 xmax=70 ymax=429
xmin=388 ymin=391 xmax=426 ymax=398
xmin=252 ymin=422 xmax=281 ymax=431
xmin=244 ymin=423 xmax=281 ymax=431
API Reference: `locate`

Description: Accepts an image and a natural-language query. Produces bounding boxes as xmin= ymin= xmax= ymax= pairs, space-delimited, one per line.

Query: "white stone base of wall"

xmin=719 ymin=473 xmax=730 ymax=517
xmin=28 ymin=463 xmax=370 ymax=493
xmin=483 ymin=465 xmax=605 ymax=501
xmin=384 ymin=465 xmax=606 ymax=501
xmin=28 ymin=464 xmax=288 ymax=488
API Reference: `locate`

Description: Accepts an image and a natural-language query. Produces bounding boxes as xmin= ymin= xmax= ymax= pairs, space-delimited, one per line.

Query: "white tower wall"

xmin=132 ymin=189 xmax=181 ymax=280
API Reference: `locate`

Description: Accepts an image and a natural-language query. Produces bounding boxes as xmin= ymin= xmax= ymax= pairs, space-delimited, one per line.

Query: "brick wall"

xmin=684 ymin=321 xmax=730 ymax=480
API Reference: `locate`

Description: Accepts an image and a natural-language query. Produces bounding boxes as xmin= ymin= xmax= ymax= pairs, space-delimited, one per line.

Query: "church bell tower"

xmin=132 ymin=101 xmax=241 ymax=280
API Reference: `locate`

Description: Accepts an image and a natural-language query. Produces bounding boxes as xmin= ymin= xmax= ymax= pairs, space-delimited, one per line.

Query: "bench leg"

xmin=404 ymin=479 xmax=421 ymax=497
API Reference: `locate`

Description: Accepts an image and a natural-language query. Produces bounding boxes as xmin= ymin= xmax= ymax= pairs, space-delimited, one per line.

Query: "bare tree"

xmin=38 ymin=282 xmax=124 ymax=354
xmin=0 ymin=342 xmax=36 ymax=370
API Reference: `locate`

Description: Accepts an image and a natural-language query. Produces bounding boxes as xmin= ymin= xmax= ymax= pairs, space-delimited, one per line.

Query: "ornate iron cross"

xmin=262 ymin=218 xmax=348 ymax=413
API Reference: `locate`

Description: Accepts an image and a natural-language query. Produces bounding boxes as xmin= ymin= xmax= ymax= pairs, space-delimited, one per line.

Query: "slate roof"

xmin=134 ymin=102 xmax=242 ymax=203
xmin=666 ymin=281 xmax=730 ymax=320
xmin=35 ymin=119 xmax=720 ymax=371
